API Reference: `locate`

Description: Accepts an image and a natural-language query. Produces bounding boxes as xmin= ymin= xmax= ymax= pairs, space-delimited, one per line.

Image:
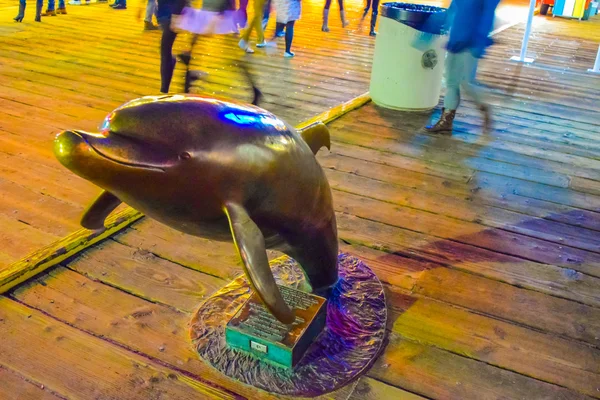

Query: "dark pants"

xmin=238 ymin=0 xmax=248 ymax=26
xmin=364 ymin=0 xmax=379 ymax=30
xmin=276 ymin=21 xmax=295 ymax=52
xmin=324 ymin=0 xmax=343 ymax=10
xmin=263 ymin=0 xmax=270 ymax=21
xmin=160 ymin=18 xmax=178 ymax=93
xmin=47 ymin=0 xmax=65 ymax=10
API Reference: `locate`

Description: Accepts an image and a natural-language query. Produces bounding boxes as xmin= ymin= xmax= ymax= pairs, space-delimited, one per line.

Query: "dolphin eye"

xmin=179 ymin=152 xmax=192 ymax=160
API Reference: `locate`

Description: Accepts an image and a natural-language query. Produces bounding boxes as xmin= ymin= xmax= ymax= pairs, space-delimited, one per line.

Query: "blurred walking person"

xmin=143 ymin=0 xmax=159 ymax=29
xmin=14 ymin=0 xmax=43 ymax=22
xmin=273 ymin=0 xmax=300 ymax=57
xmin=238 ymin=0 xmax=268 ymax=52
xmin=422 ymin=0 xmax=500 ymax=134
xmin=321 ymin=0 xmax=348 ymax=32
xmin=42 ymin=0 xmax=67 ymax=16
xmin=157 ymin=0 xmax=188 ymax=93
xmin=361 ymin=0 xmax=378 ymax=36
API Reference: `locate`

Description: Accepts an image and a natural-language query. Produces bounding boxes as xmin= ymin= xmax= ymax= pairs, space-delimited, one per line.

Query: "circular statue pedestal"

xmin=189 ymin=253 xmax=388 ymax=397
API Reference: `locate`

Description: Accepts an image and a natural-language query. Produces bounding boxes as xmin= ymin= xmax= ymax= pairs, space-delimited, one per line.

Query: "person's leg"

xmin=144 ymin=0 xmax=155 ymax=21
xmin=58 ymin=0 xmax=66 ymax=11
xmin=43 ymin=0 xmax=55 ymax=14
xmin=262 ymin=0 xmax=270 ymax=29
xmin=240 ymin=15 xmax=256 ymax=51
xmin=461 ymin=53 xmax=484 ymax=106
xmin=339 ymin=0 xmax=348 ymax=27
xmin=461 ymin=52 xmax=491 ymax=132
xmin=242 ymin=0 xmax=265 ymax=47
xmin=369 ymin=0 xmax=379 ymax=35
xmin=35 ymin=0 xmax=42 ymax=21
xmin=275 ymin=22 xmax=285 ymax=38
xmin=111 ymin=0 xmax=126 ymax=9
xmin=144 ymin=0 xmax=158 ymax=29
xmin=14 ymin=0 xmax=26 ymax=21
xmin=284 ymin=21 xmax=294 ymax=56
xmin=239 ymin=0 xmax=248 ymax=28
xmin=363 ymin=0 xmax=371 ymax=14
xmin=444 ymin=51 xmax=463 ymax=110
xmin=253 ymin=0 xmax=265 ymax=43
xmin=322 ymin=0 xmax=331 ymax=31
xmin=426 ymin=51 xmax=464 ymax=134
xmin=160 ymin=18 xmax=178 ymax=93
xmin=181 ymin=34 xmax=207 ymax=93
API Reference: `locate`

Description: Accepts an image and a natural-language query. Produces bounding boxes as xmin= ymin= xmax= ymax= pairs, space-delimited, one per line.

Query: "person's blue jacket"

xmin=446 ymin=0 xmax=501 ymax=57
xmin=412 ymin=0 xmax=500 ymax=58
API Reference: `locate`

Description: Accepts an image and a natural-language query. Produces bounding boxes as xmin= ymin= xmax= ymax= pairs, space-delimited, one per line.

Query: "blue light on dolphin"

xmin=221 ymin=112 xmax=287 ymax=131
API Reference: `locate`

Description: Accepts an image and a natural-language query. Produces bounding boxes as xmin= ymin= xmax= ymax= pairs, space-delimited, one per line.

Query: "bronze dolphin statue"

xmin=53 ymin=94 xmax=338 ymax=324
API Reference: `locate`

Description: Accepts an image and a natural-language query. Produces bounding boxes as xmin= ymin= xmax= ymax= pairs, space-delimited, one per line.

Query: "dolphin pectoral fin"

xmin=298 ymin=122 xmax=331 ymax=155
xmin=81 ymin=190 xmax=122 ymax=230
xmin=224 ymin=203 xmax=295 ymax=324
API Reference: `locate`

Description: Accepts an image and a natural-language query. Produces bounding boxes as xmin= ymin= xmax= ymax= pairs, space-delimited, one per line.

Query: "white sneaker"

xmin=256 ymin=41 xmax=275 ymax=48
xmin=69 ymin=0 xmax=81 ymax=4
xmin=284 ymin=51 xmax=295 ymax=58
xmin=238 ymin=39 xmax=254 ymax=53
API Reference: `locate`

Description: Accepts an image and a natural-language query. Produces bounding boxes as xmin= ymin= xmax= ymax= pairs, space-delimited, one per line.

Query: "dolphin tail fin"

xmin=81 ymin=190 xmax=122 ymax=230
xmin=298 ymin=122 xmax=331 ymax=155
xmin=224 ymin=202 xmax=295 ymax=324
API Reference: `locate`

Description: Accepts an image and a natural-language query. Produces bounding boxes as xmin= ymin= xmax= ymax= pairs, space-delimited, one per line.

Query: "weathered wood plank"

xmin=333 ymin=190 xmax=600 ymax=277
xmin=330 ymin=117 xmax=600 ymax=185
xmin=0 ymin=177 xmax=82 ymax=237
xmin=336 ymin=212 xmax=600 ymax=307
xmin=0 ymin=365 xmax=66 ymax=400
xmin=0 ymin=215 xmax=60 ymax=263
xmin=14 ymin=262 xmax=592 ymax=400
xmin=347 ymin=377 xmax=426 ymax=400
xmin=325 ymin=143 xmax=600 ymax=233
xmin=323 ymin=161 xmax=600 ymax=251
xmin=10 ymin=266 xmax=349 ymax=400
xmin=0 ymin=296 xmax=236 ymax=400
xmin=369 ymin=333 xmax=590 ymax=400
xmin=0 ymin=207 xmax=143 ymax=293
xmin=342 ymin=243 xmax=600 ymax=347
xmin=114 ymin=219 xmax=244 ymax=281
xmin=388 ymin=290 xmax=600 ymax=398
xmin=413 ymin=267 xmax=600 ymax=346
xmin=68 ymin=239 xmax=226 ymax=312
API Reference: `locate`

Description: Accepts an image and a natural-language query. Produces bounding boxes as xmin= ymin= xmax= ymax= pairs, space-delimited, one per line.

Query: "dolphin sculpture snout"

xmin=55 ymin=129 xmax=171 ymax=174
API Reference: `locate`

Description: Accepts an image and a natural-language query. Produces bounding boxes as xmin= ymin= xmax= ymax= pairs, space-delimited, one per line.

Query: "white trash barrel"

xmin=370 ymin=3 xmax=447 ymax=111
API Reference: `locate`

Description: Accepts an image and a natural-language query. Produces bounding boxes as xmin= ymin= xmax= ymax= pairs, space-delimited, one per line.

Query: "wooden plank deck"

xmin=1 ymin=3 xmax=600 ymax=399
xmin=0 ymin=0 xmax=379 ymax=268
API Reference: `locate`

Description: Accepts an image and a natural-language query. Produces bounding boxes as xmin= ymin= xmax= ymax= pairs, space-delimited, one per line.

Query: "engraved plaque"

xmin=225 ymin=285 xmax=327 ymax=369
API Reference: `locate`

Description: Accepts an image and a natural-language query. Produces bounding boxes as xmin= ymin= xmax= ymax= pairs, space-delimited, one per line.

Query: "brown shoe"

xmin=42 ymin=9 xmax=57 ymax=16
xmin=425 ymin=108 xmax=456 ymax=134
xmin=57 ymin=7 xmax=67 ymax=14
xmin=144 ymin=20 xmax=159 ymax=30
xmin=481 ymin=105 xmax=492 ymax=134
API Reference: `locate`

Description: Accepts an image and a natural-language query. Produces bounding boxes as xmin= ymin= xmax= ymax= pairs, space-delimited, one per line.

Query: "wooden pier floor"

xmin=1 ymin=3 xmax=600 ymax=399
xmin=0 ymin=0 xmax=378 ymax=267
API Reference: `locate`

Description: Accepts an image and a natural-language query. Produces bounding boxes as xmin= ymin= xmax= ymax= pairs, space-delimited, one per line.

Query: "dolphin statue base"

xmin=190 ymin=254 xmax=387 ymax=396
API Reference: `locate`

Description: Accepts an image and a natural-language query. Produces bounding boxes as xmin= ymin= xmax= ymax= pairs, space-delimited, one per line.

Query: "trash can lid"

xmin=381 ymin=2 xmax=447 ymax=35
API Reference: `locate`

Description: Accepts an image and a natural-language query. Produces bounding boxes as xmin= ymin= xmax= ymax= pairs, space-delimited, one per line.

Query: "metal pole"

xmin=588 ymin=44 xmax=600 ymax=73
xmin=511 ymin=0 xmax=536 ymax=63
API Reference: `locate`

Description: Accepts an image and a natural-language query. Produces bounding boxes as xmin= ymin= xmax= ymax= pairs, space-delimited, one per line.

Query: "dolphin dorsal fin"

xmin=81 ymin=190 xmax=122 ymax=230
xmin=298 ymin=122 xmax=331 ymax=155
xmin=224 ymin=203 xmax=295 ymax=324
